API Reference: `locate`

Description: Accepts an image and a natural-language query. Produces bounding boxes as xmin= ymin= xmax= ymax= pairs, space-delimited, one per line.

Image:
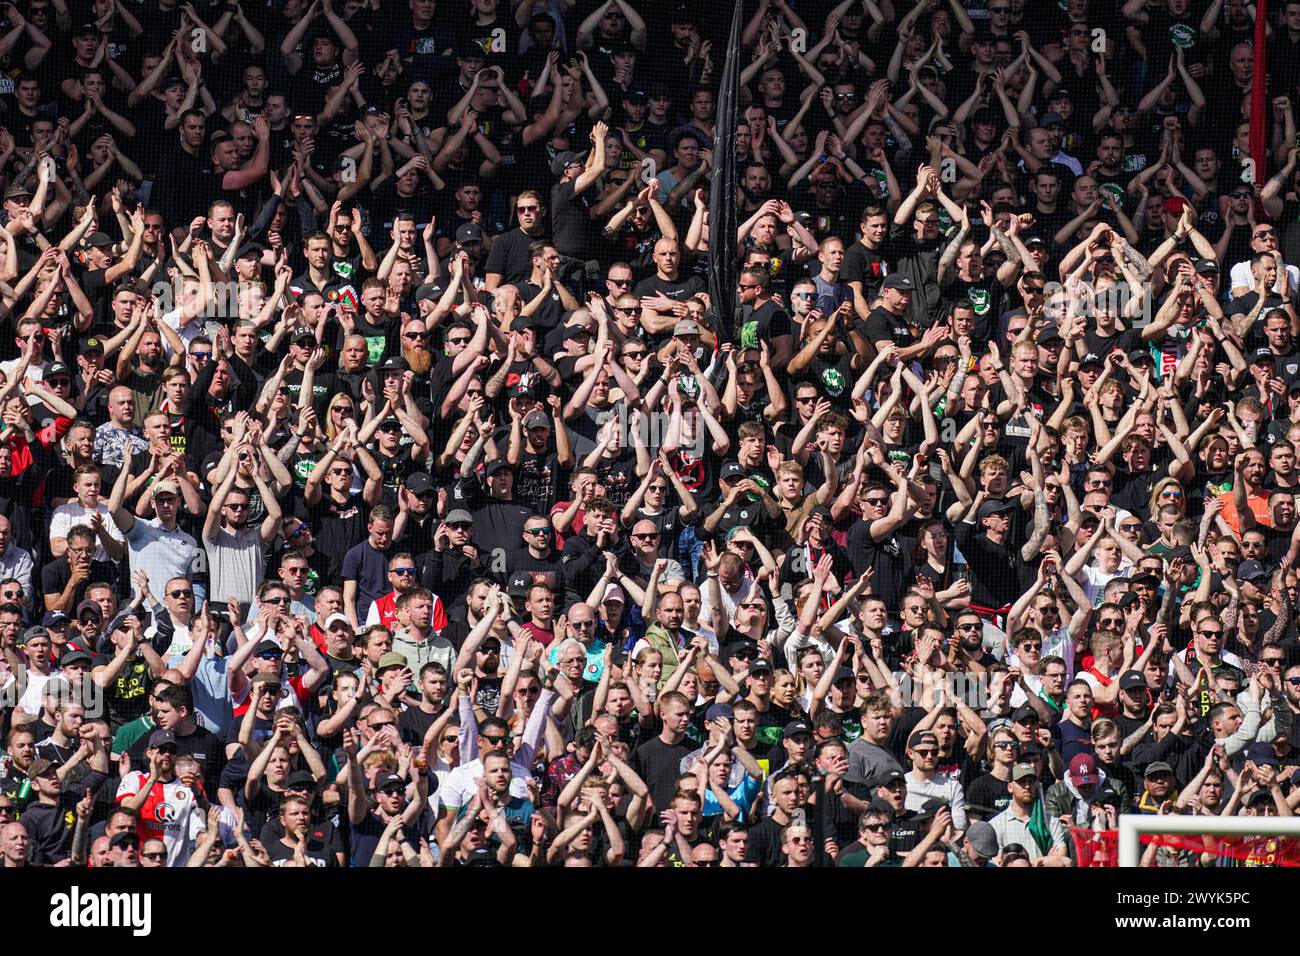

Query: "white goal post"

xmin=1117 ymin=814 xmax=1300 ymax=867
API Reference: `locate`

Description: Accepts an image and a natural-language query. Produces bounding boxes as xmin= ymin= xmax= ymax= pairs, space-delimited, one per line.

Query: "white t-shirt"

xmin=904 ymin=770 xmax=969 ymax=831
xmin=50 ymin=501 xmax=126 ymax=562
xmin=439 ymin=758 xmax=531 ymax=811
xmin=1228 ymin=260 xmax=1300 ymax=300
xmin=1081 ymin=564 xmax=1130 ymax=608
xmin=16 ymin=669 xmax=54 ymax=716
xmin=159 ymin=307 xmax=203 ymax=354
xmin=0 ymin=357 xmax=48 ymax=406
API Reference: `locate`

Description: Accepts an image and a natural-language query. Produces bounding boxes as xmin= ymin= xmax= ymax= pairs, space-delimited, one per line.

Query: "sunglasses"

xmin=481 ymin=734 xmax=510 ymax=746
xmin=390 ymin=567 xmax=417 ymax=576
xmin=168 ymin=589 xmax=193 ymax=598
xmin=447 ymin=337 xmax=471 ymax=346
xmin=517 ymin=205 xmax=540 ymax=213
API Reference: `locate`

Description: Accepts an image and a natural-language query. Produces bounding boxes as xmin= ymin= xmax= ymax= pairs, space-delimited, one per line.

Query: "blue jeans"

xmin=678 ymin=524 xmax=704 ymax=581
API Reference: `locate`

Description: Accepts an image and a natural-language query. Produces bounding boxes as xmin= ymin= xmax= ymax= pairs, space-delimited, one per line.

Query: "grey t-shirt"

xmin=127 ymin=518 xmax=200 ymax=599
xmin=203 ymin=525 xmax=266 ymax=608
xmin=846 ymin=737 xmax=903 ymax=785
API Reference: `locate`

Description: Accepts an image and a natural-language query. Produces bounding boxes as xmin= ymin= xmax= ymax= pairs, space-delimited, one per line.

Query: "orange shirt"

xmin=1215 ymin=488 xmax=1271 ymax=534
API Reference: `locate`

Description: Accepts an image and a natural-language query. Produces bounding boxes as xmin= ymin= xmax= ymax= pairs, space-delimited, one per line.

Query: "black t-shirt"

xmin=514 ymin=280 xmax=567 ymax=332
xmin=484 ymin=227 xmax=545 ymax=286
xmin=846 ymin=523 xmax=909 ymax=610
xmin=841 ymin=241 xmax=889 ymax=304
xmin=514 ymin=449 xmax=563 ymax=514
xmin=399 ymin=704 xmax=444 ymax=748
xmin=737 ymin=300 xmax=792 ymax=352
xmin=944 ymin=276 xmax=1007 ymax=342
xmin=966 ymin=772 xmax=1013 ymax=822
xmin=798 ymin=352 xmax=856 ymax=411
xmin=630 ymin=735 xmax=694 ymax=815
xmin=593 ymin=451 xmax=640 ymax=510
xmin=742 ymin=814 xmax=791 ymax=867
xmin=550 ymin=179 xmax=600 ymax=259
xmin=307 ymin=493 xmax=368 ymax=570
xmin=633 ymin=273 xmax=706 ymax=312
xmin=102 ymin=654 xmax=153 ymax=731
xmin=367 ymin=179 xmax=440 ymax=235
xmin=862 ymin=305 xmax=914 ymax=349
xmin=263 ymin=833 xmax=341 ymax=867
xmin=41 ymin=555 xmax=121 ymax=609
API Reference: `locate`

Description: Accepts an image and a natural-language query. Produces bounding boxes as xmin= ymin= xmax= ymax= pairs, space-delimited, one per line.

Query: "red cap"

xmin=1163 ymin=196 xmax=1189 ymax=214
xmin=1069 ymin=753 xmax=1099 ymax=785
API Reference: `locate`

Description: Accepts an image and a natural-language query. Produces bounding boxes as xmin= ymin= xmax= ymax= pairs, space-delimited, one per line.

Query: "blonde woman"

xmin=323 ymin=393 xmax=359 ymax=442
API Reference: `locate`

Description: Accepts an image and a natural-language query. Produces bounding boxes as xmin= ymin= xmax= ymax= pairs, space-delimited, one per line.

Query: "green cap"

xmin=1011 ymin=763 xmax=1038 ymax=782
xmin=376 ymin=652 xmax=407 ymax=673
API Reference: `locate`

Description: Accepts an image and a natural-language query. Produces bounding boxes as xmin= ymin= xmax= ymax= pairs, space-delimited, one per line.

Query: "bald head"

xmin=568 ymin=602 xmax=594 ymax=625
xmin=1 ymin=821 xmax=27 ymax=861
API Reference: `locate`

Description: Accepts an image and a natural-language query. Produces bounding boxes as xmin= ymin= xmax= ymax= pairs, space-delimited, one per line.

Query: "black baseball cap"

xmin=782 ymin=720 xmax=813 ymax=740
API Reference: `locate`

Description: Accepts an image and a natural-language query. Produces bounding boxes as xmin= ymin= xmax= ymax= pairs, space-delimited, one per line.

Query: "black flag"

xmin=706 ymin=1 xmax=743 ymax=342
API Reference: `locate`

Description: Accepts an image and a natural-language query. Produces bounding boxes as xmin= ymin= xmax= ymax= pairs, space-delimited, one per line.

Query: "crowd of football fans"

xmin=3 ymin=0 xmax=1300 ymax=869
